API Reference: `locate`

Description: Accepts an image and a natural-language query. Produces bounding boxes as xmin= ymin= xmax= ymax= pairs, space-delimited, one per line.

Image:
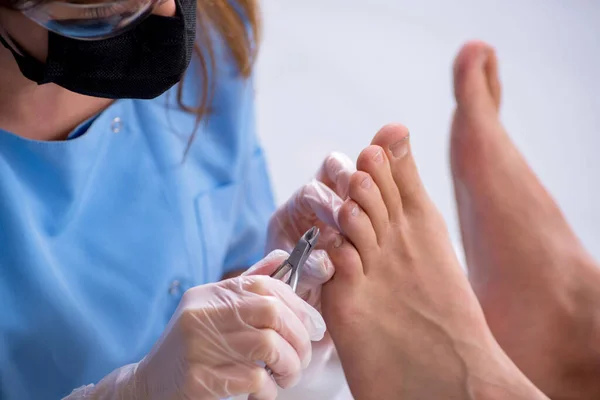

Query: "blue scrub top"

xmin=0 ymin=37 xmax=276 ymax=399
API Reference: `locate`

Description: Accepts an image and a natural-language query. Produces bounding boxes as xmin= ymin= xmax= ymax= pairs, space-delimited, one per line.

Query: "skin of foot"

xmin=450 ymin=40 xmax=600 ymax=399
xmin=320 ymin=124 xmax=548 ymax=400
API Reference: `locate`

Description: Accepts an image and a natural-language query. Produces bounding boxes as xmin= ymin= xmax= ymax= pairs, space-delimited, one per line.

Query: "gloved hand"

xmin=243 ymin=259 xmax=349 ymax=400
xmin=63 ymin=251 xmax=326 ymax=400
xmin=264 ymin=152 xmax=356 ymax=309
xmin=256 ymin=152 xmax=356 ymax=399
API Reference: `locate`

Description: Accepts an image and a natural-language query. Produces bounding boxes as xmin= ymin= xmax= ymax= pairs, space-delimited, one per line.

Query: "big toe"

xmin=369 ymin=124 xmax=429 ymax=212
xmin=453 ymin=40 xmax=501 ymax=116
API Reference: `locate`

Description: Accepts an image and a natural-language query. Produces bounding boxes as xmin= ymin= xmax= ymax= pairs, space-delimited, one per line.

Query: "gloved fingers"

xmin=245 ymin=366 xmax=278 ymax=400
xmin=225 ymin=329 xmax=303 ymax=389
xmin=265 ymin=180 xmax=344 ymax=260
xmin=242 ymin=250 xmax=335 ymax=305
xmin=236 ymin=296 xmax=311 ymax=368
xmin=296 ymin=249 xmax=334 ymax=286
xmin=200 ymin=365 xmax=277 ymax=400
xmin=243 ymin=250 xmax=290 ymax=276
xmin=241 ymin=276 xmax=326 ymax=341
xmin=294 ymin=179 xmax=343 ymax=231
xmin=316 ymin=152 xmax=356 ymax=199
xmin=297 ymin=286 xmax=322 ymax=310
xmin=246 ymin=367 xmax=278 ymax=400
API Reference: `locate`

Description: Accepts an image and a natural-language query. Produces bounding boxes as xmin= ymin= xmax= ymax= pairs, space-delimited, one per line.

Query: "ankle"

xmin=552 ymin=276 xmax=600 ymax=399
xmin=463 ymin=340 xmax=549 ymax=400
xmin=470 ymin=378 xmax=549 ymax=400
xmin=560 ymin=256 xmax=600 ymax=355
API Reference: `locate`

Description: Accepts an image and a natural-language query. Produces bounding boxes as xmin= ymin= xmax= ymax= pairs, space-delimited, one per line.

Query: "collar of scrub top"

xmin=269 ymin=226 xmax=320 ymax=293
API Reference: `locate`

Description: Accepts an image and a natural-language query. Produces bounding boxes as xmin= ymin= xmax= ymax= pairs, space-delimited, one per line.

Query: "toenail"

xmin=351 ymin=204 xmax=360 ymax=216
xmin=372 ymin=149 xmax=384 ymax=163
xmin=361 ymin=176 xmax=372 ymax=189
xmin=333 ymin=235 xmax=343 ymax=248
xmin=389 ymin=137 xmax=409 ymax=159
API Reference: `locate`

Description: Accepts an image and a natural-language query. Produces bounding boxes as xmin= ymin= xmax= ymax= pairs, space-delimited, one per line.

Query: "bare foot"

xmin=451 ymin=40 xmax=600 ymax=399
xmin=321 ymin=125 xmax=547 ymax=399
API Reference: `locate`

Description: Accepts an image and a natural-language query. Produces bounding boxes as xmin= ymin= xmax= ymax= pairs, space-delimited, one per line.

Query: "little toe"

xmin=321 ymin=234 xmax=364 ymax=330
xmin=356 ymin=145 xmax=402 ymax=221
xmin=337 ymin=199 xmax=378 ymax=258
xmin=371 ymin=124 xmax=429 ymax=209
xmin=348 ymin=171 xmax=388 ymax=241
xmin=327 ymin=234 xmax=364 ymax=283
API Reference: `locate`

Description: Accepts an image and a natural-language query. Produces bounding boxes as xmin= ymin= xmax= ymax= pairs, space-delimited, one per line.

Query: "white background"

xmin=255 ymin=0 xmax=600 ymax=262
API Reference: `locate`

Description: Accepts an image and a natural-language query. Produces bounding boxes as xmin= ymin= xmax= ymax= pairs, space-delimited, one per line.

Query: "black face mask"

xmin=0 ymin=0 xmax=196 ymax=100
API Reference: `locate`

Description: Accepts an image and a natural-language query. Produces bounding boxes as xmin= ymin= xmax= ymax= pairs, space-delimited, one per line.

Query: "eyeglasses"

xmin=20 ymin=0 xmax=163 ymax=40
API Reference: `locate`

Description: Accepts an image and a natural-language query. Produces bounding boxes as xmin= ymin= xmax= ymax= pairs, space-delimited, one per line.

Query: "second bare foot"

xmin=451 ymin=40 xmax=600 ymax=399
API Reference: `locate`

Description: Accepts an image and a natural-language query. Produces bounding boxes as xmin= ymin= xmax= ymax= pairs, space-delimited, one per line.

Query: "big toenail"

xmin=361 ymin=176 xmax=372 ymax=189
xmin=372 ymin=149 xmax=384 ymax=163
xmin=389 ymin=137 xmax=409 ymax=158
xmin=333 ymin=235 xmax=343 ymax=248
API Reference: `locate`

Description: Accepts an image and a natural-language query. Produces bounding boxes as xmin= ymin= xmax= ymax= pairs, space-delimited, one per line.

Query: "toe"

xmin=450 ymin=41 xmax=506 ymax=183
xmin=321 ymin=234 xmax=364 ymax=329
xmin=337 ymin=199 xmax=378 ymax=258
xmin=356 ymin=145 xmax=402 ymax=221
xmin=453 ymin=40 xmax=501 ymax=116
xmin=348 ymin=171 xmax=389 ymax=241
xmin=327 ymin=234 xmax=364 ymax=283
xmin=371 ymin=124 xmax=429 ymax=210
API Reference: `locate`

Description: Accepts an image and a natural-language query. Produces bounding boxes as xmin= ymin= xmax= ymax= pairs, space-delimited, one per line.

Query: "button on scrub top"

xmin=0 ymin=44 xmax=275 ymax=399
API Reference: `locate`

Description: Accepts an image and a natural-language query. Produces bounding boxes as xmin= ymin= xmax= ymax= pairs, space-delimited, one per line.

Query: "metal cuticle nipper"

xmin=265 ymin=226 xmax=320 ymax=377
xmin=269 ymin=226 xmax=320 ymax=292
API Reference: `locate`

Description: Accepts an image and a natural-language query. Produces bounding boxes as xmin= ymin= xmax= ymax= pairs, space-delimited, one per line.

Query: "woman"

xmin=0 ymin=1 xmax=352 ymax=399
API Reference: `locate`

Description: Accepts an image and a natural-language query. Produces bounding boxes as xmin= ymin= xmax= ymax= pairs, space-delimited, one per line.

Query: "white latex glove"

xmin=63 ymin=251 xmax=326 ymax=400
xmin=265 ymin=152 xmax=356 ymax=309
xmin=260 ymin=152 xmax=356 ymax=398
xmin=244 ymin=260 xmax=350 ymax=400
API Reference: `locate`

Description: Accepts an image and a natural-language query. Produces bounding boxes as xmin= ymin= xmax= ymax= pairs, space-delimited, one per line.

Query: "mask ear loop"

xmin=0 ymin=24 xmax=25 ymax=56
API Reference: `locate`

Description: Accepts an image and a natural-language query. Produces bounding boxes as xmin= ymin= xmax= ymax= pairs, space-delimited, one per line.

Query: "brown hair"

xmin=182 ymin=0 xmax=261 ymax=127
